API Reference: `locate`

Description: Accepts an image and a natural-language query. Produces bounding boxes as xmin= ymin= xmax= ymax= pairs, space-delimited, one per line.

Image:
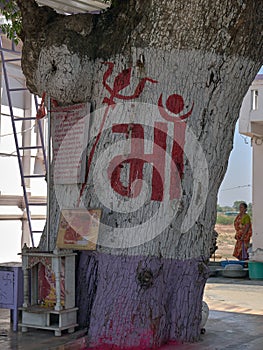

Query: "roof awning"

xmin=36 ymin=0 xmax=109 ymax=14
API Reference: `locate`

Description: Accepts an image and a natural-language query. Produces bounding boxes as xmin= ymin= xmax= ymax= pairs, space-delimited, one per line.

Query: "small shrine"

xmin=19 ymin=245 xmax=78 ymax=336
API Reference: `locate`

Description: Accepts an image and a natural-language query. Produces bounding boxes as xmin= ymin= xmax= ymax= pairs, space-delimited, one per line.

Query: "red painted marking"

xmin=85 ymin=339 xmax=182 ymax=350
xmin=78 ymin=105 xmax=110 ymax=203
xmin=158 ymin=94 xmax=193 ymax=122
xmin=78 ymin=63 xmax=193 ymax=205
xmin=109 ymin=124 xmax=145 ymax=198
xmin=151 ymin=122 xmax=167 ymax=201
xmin=78 ymin=62 xmax=157 ymax=205
xmin=102 ymin=62 xmax=158 ymax=107
xmin=36 ymin=92 xmax=46 ymax=120
xmin=89 ymin=330 xmax=154 ymax=349
xmin=166 ymin=94 xmax=184 ymax=115
xmin=108 ymin=123 xmax=167 ymax=201
xmin=158 ymin=93 xmax=194 ymax=199
xmin=88 ymin=344 xmax=151 ymax=350
xmin=169 ymin=123 xmax=186 ymax=199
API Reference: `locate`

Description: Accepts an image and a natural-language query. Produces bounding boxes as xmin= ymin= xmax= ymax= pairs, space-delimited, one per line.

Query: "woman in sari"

xmin=233 ymin=202 xmax=252 ymax=260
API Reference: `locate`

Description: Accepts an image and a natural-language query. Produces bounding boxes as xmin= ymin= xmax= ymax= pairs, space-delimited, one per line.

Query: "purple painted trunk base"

xmin=76 ymin=252 xmax=209 ymax=349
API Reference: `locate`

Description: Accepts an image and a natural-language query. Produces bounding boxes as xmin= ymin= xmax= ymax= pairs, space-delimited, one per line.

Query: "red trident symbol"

xmin=102 ymin=62 xmax=157 ymax=107
xmin=158 ymin=93 xmax=194 ymax=199
xmin=78 ymin=62 xmax=158 ymax=203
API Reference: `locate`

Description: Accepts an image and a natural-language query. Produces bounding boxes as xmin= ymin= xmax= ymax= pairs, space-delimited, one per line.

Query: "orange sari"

xmin=233 ymin=213 xmax=252 ymax=260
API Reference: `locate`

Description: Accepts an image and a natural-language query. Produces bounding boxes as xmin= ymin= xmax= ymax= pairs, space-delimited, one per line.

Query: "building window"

xmin=251 ymin=89 xmax=258 ymax=110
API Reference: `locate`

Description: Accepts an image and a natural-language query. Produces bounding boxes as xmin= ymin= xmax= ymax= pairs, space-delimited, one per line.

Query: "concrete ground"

xmin=0 ymin=276 xmax=263 ymax=350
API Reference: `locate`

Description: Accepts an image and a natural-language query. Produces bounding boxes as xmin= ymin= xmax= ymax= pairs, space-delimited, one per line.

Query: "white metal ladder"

xmin=0 ymin=35 xmax=47 ymax=247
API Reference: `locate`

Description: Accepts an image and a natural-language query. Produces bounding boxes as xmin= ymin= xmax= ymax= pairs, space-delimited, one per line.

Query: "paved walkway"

xmin=0 ymin=276 xmax=263 ymax=349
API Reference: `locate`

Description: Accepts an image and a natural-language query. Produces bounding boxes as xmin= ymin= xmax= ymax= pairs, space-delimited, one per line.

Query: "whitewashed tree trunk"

xmin=17 ymin=0 xmax=263 ymax=347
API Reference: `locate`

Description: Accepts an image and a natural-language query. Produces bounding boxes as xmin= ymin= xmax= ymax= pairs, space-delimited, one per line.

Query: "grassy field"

xmin=212 ymin=224 xmax=236 ymax=260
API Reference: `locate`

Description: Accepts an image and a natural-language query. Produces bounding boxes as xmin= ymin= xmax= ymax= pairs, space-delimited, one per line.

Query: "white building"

xmin=239 ymin=74 xmax=263 ymax=262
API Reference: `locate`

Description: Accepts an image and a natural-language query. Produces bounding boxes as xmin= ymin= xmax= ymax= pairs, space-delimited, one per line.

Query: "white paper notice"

xmin=52 ymin=103 xmax=90 ymax=184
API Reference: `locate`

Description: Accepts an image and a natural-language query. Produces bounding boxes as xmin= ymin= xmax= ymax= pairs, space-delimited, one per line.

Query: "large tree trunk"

xmin=17 ymin=0 xmax=263 ymax=347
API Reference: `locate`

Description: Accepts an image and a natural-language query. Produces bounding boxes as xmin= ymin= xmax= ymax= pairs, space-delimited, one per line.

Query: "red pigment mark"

xmin=166 ymin=94 xmax=184 ymax=115
xmin=85 ymin=336 xmax=182 ymax=350
xmin=167 ymin=340 xmax=182 ymax=345
xmin=158 ymin=93 xmax=194 ymax=199
xmin=86 ymin=345 xmax=149 ymax=350
xmin=158 ymin=93 xmax=194 ymax=122
xmin=107 ymin=93 xmax=193 ymax=202
xmin=88 ymin=330 xmax=154 ymax=350
xmin=108 ymin=123 xmax=167 ymax=201
xmin=102 ymin=62 xmax=157 ymax=107
xmin=36 ymin=92 xmax=58 ymax=120
xmin=77 ymin=63 xmax=157 ymax=204
xmin=79 ymin=336 xmax=183 ymax=350
xmin=87 ymin=297 xmax=156 ymax=350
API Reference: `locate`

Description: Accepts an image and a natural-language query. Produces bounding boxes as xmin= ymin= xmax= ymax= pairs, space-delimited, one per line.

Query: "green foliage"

xmin=103 ymin=0 xmax=119 ymax=9
xmin=0 ymin=0 xmax=115 ymax=45
xmin=217 ymin=204 xmax=223 ymax=212
xmin=218 ymin=201 xmax=252 ymax=218
xmin=216 ymin=214 xmax=235 ymax=225
xmin=233 ymin=200 xmax=245 ymax=211
xmin=221 ymin=205 xmax=233 ymax=212
xmin=232 ymin=200 xmax=252 ymax=217
xmin=217 ymin=200 xmax=253 ymax=224
xmin=247 ymin=202 xmax=252 ymax=217
xmin=0 ymin=0 xmax=21 ymax=45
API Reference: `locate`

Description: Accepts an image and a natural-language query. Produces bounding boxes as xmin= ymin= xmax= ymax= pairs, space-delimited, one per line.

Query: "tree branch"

xmin=16 ymin=0 xmax=59 ymax=40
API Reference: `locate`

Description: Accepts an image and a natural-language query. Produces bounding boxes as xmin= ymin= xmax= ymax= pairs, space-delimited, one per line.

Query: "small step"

xmin=2 ymin=58 xmax=21 ymax=63
xmin=14 ymin=117 xmax=36 ymax=121
xmin=18 ymin=146 xmax=43 ymax=150
xmin=31 ymin=230 xmax=44 ymax=234
xmin=28 ymin=202 xmax=47 ymax=206
xmin=23 ymin=174 xmax=46 ymax=178
xmin=9 ymin=87 xmax=27 ymax=92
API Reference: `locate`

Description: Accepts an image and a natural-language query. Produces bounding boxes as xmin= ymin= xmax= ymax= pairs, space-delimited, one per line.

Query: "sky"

xmin=218 ymin=66 xmax=263 ymax=207
xmin=217 ymin=122 xmax=252 ymax=207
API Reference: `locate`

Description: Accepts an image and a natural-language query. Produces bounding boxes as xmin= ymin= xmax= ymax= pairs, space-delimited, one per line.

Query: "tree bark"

xmin=17 ymin=0 xmax=263 ymax=347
